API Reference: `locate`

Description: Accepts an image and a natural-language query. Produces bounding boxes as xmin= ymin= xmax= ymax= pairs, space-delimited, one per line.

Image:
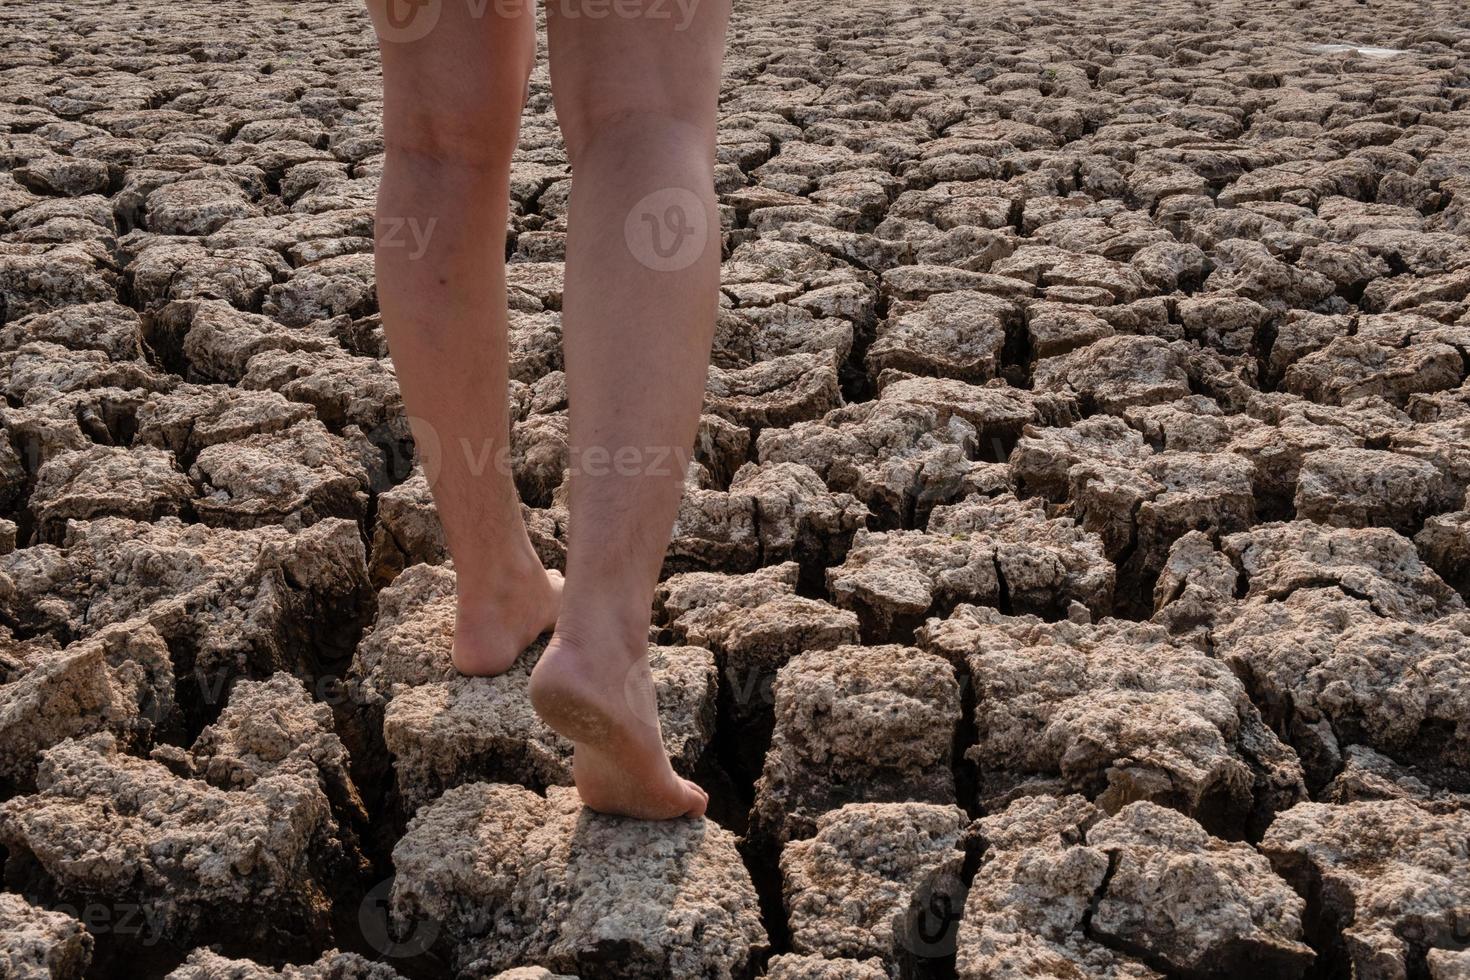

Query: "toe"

xmin=681 ymin=779 xmax=708 ymax=818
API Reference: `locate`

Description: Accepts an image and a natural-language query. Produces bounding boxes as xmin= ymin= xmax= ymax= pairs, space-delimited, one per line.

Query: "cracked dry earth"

xmin=1 ymin=0 xmax=1470 ymax=977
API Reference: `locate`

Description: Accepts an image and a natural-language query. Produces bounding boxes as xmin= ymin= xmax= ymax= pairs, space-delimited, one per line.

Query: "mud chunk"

xmin=671 ymin=460 xmax=868 ymax=575
xmin=262 ymin=253 xmax=376 ymax=327
xmin=1391 ymin=416 xmax=1470 ymax=512
xmin=134 ymin=384 xmax=315 ymax=462
xmin=145 ymin=177 xmax=263 ymax=236
xmin=763 ymin=955 xmax=887 ymax=980
xmin=0 ymin=623 xmax=172 ymax=789
xmin=1266 ymin=312 xmax=1351 ymax=385
xmin=0 ymin=302 xmax=144 ymax=360
xmin=958 ymin=795 xmax=1311 ymax=980
xmin=1298 ymin=241 xmax=1390 ymax=294
xmin=1226 ymin=415 xmax=1361 ymax=517
xmin=705 ymin=352 xmax=842 ymax=429
xmin=1321 ymin=745 xmax=1470 ymax=809
xmin=830 ymin=494 xmax=1112 ymax=638
xmin=507 ymin=310 xmax=563 ymax=382
xmin=666 ymin=468 xmax=760 ymax=573
xmin=782 ymin=802 xmax=969 ymax=968
xmin=750 ymin=644 xmax=959 ymax=845
xmin=1431 ymin=950 xmax=1470 ymax=980
xmin=1071 ymin=450 xmax=1255 ymax=590
xmin=1416 ymin=506 xmax=1470 ymax=597
xmin=1204 ymin=239 xmax=1334 ymax=310
xmin=1086 ymin=802 xmax=1314 ymax=977
xmin=1362 ymin=267 xmax=1470 ymax=317
xmin=390 ymin=783 xmax=767 ymax=977
xmin=919 ymin=606 xmax=1304 ymax=837
xmin=28 ymin=445 xmax=195 ymax=543
xmin=1176 ymin=292 xmax=1268 ymax=357
xmin=189 ymin=420 xmax=369 ymax=530
xmin=1130 ymin=239 xmax=1210 ymax=293
xmin=1294 ymin=448 xmax=1441 ymax=532
xmin=992 ymin=245 xmax=1146 ymax=303
xmin=164 ymin=948 xmax=405 ymax=980
xmin=509 ymin=411 xmax=568 ymax=507
xmin=727 ymin=461 xmax=868 ymax=569
xmin=1224 ymin=521 xmax=1463 ymax=623
xmin=1010 ymin=414 xmax=1150 ymax=501
xmin=367 ymin=466 xmax=446 ymax=584
xmin=184 ymin=672 xmax=366 ymax=828
xmin=1 ymin=342 xmax=174 ymax=404
xmin=1247 ymin=393 xmax=1412 ymax=445
xmin=866 ymin=291 xmax=1007 ymax=382
xmin=691 ymin=413 xmax=752 ymax=487
xmin=1124 ymin=396 xmax=1261 ymax=453
xmin=827 ymin=529 xmax=998 ymax=639
xmin=715 ymin=303 xmax=855 ymax=368
xmin=877 ymin=375 xmax=1080 ymax=455
xmin=0 ymin=517 xmax=371 ymax=716
xmin=956 ymin=795 xmax=1156 ymax=980
xmin=656 ymin=562 xmax=859 ymax=736
xmin=13 ymin=156 xmax=111 ymax=198
xmin=1032 ymin=335 xmax=1191 ymax=415
xmin=0 ymin=242 xmax=118 ymax=319
xmin=1284 ymin=336 xmax=1463 ymax=407
xmin=157 ymin=300 xmax=337 ymax=385
xmin=1024 ymin=300 xmax=1114 ymax=360
xmin=756 ymin=400 xmax=980 ymax=527
xmin=1262 ymin=801 xmax=1470 ymax=980
xmin=0 ymin=725 xmax=352 ymax=953
xmin=879 ymin=265 xmax=1034 ymax=305
xmin=1214 ymin=588 xmax=1470 ymax=792
xmin=0 ymin=892 xmax=91 ymax=980
xmin=238 ymin=346 xmax=407 ymax=448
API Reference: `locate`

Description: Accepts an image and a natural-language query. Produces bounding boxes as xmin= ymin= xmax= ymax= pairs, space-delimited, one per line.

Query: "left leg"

xmin=365 ymin=0 xmax=560 ymax=677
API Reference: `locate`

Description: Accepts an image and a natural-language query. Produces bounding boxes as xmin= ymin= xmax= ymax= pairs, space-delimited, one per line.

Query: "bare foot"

xmin=529 ymin=632 xmax=708 ymax=820
xmin=452 ymin=567 xmax=564 ymax=676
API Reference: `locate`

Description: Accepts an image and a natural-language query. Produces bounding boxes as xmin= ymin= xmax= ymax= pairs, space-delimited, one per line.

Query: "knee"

xmin=556 ymin=105 xmax=712 ymax=171
xmin=382 ymin=52 xmax=535 ymax=169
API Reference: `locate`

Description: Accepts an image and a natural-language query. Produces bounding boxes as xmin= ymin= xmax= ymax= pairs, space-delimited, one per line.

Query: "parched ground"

xmin=1 ymin=0 xmax=1470 ymax=978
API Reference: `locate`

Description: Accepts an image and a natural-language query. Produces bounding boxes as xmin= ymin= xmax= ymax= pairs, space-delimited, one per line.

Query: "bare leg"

xmin=527 ymin=0 xmax=729 ymax=818
xmin=367 ymin=0 xmax=560 ymax=676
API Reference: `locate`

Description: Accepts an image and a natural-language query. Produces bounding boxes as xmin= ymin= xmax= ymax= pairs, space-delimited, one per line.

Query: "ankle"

xmin=551 ymin=608 xmax=650 ymax=663
xmin=454 ymin=546 xmax=553 ymax=602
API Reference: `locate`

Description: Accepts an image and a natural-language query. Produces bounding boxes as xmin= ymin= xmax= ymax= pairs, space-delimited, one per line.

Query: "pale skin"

xmin=366 ymin=0 xmax=728 ymax=818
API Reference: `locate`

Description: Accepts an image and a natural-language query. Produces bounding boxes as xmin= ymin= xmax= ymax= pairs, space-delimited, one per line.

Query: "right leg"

xmin=528 ymin=0 xmax=730 ymax=819
xmin=366 ymin=0 xmax=560 ymax=677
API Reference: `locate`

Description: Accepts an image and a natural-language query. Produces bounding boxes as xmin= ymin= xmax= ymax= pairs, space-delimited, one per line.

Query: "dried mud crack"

xmin=2 ymin=0 xmax=1470 ymax=977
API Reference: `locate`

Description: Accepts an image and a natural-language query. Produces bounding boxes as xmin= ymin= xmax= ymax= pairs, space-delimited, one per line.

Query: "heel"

xmin=529 ymin=677 xmax=617 ymax=743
